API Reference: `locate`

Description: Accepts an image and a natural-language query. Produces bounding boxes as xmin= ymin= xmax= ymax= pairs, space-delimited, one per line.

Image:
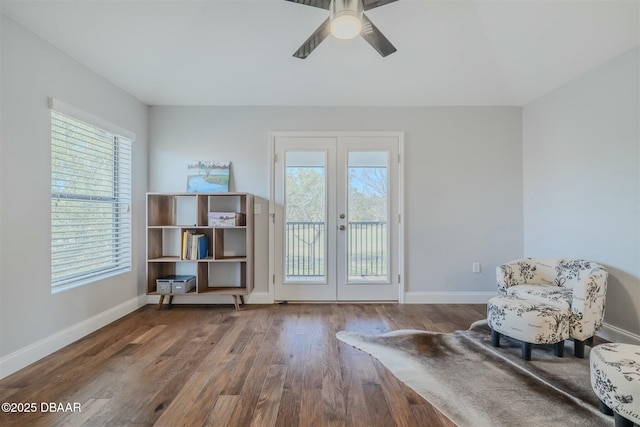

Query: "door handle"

xmin=339 ymin=225 xmax=346 ymax=231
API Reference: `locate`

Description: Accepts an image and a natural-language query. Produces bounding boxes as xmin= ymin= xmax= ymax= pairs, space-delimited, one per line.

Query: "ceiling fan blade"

xmin=284 ymin=0 xmax=331 ymax=10
xmin=293 ymin=18 xmax=331 ymax=59
xmin=362 ymin=0 xmax=398 ymax=11
xmin=360 ymin=14 xmax=397 ymax=57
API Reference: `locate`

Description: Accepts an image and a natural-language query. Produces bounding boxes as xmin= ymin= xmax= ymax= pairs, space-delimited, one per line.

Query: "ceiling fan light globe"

xmin=330 ymin=12 xmax=362 ymax=39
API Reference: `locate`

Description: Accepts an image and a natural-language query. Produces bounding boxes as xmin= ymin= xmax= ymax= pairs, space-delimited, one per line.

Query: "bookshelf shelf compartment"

xmin=146 ymin=192 xmax=254 ymax=310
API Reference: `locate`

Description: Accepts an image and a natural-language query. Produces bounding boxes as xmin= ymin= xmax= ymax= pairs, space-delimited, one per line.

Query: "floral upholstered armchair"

xmin=496 ymin=258 xmax=608 ymax=357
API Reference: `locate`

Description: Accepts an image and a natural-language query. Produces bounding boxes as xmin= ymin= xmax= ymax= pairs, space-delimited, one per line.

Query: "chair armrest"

xmin=496 ymin=259 xmax=537 ymax=295
xmin=571 ymin=267 xmax=608 ymax=337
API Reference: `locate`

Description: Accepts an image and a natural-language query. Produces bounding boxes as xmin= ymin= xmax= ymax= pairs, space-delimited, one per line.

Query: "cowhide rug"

xmin=336 ymin=320 xmax=612 ymax=427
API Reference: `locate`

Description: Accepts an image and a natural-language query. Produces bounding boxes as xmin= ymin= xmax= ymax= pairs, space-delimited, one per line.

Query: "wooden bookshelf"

xmin=146 ymin=192 xmax=254 ymax=310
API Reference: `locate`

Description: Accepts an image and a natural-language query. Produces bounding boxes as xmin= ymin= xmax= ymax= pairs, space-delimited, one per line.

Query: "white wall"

xmin=0 ymin=16 xmax=148 ymax=376
xmin=149 ymin=106 xmax=523 ymax=302
xmin=523 ymin=47 xmax=640 ymax=339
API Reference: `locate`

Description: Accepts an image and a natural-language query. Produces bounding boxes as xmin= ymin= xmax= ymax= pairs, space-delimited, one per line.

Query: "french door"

xmin=271 ymin=133 xmax=402 ymax=301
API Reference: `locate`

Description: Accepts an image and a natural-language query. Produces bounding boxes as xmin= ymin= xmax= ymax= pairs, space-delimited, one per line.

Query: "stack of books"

xmin=181 ymin=230 xmax=209 ymax=260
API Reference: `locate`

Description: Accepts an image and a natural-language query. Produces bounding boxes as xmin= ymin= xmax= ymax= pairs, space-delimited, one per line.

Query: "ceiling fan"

xmin=286 ymin=0 xmax=398 ymax=59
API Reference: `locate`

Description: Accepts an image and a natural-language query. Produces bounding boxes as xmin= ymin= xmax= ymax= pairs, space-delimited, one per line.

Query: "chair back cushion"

xmin=498 ymin=258 xmax=604 ymax=290
xmin=554 ymin=259 xmax=599 ymax=289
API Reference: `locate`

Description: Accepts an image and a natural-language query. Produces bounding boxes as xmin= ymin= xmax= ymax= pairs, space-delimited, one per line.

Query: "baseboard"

xmin=146 ymin=291 xmax=273 ymax=305
xmin=403 ymin=291 xmax=495 ymax=304
xmin=0 ymin=295 xmax=146 ymax=380
xmin=246 ymin=292 xmax=273 ymax=304
xmin=146 ymin=292 xmax=496 ymax=305
xmin=598 ymin=322 xmax=640 ymax=345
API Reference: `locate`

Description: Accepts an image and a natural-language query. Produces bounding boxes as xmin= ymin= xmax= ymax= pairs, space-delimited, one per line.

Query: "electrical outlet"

xmin=472 ymin=262 xmax=481 ymax=273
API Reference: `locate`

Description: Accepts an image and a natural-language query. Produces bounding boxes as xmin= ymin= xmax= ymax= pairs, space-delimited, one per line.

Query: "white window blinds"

xmin=51 ymin=108 xmax=132 ymax=291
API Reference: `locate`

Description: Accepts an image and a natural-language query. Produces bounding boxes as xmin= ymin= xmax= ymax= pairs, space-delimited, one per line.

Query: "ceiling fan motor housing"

xmin=330 ymin=0 xmax=364 ymax=39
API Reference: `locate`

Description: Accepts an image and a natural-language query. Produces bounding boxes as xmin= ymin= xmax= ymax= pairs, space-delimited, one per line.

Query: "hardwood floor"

xmin=0 ymin=303 xmax=488 ymax=427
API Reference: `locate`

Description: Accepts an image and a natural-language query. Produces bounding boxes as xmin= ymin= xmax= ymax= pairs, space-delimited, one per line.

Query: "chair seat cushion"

xmin=487 ymin=296 xmax=570 ymax=344
xmin=506 ymin=284 xmax=573 ymax=311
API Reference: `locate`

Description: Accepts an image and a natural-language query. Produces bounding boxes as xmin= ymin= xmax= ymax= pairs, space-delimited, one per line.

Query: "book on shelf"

xmin=181 ymin=230 xmax=193 ymax=260
xmin=197 ymin=235 xmax=209 ymax=259
xmin=181 ymin=230 xmax=209 ymax=260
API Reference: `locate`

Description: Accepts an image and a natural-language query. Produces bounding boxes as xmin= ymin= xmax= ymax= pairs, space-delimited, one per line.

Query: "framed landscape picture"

xmin=186 ymin=160 xmax=230 ymax=193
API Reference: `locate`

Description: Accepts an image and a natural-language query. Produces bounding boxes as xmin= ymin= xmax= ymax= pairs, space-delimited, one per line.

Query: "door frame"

xmin=268 ymin=131 xmax=405 ymax=303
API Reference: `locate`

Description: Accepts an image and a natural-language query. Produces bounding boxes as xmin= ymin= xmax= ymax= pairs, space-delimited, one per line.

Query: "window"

xmin=50 ymin=102 xmax=133 ymax=291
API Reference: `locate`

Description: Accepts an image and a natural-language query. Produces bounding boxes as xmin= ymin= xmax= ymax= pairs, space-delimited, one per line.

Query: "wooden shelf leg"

xmin=158 ymin=295 xmax=165 ymax=310
xmin=233 ymin=295 xmax=240 ymax=311
xmin=168 ymin=296 xmax=173 ymax=308
xmin=239 ymin=295 xmax=245 ymax=305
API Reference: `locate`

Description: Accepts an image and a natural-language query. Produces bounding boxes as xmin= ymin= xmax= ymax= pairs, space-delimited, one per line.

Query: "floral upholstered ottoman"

xmin=487 ymin=295 xmax=571 ymax=361
xmin=590 ymin=343 xmax=640 ymax=427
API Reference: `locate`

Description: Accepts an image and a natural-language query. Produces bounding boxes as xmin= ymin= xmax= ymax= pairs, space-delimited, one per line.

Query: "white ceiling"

xmin=1 ymin=0 xmax=638 ymax=106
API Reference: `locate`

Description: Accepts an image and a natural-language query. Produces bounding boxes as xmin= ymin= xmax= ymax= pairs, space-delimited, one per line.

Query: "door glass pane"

xmin=285 ymin=151 xmax=326 ymax=283
xmin=347 ymin=151 xmax=389 ymax=282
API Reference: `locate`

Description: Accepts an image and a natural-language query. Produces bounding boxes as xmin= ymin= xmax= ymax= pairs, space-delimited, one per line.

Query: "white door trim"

xmin=268 ymin=131 xmax=405 ymax=303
